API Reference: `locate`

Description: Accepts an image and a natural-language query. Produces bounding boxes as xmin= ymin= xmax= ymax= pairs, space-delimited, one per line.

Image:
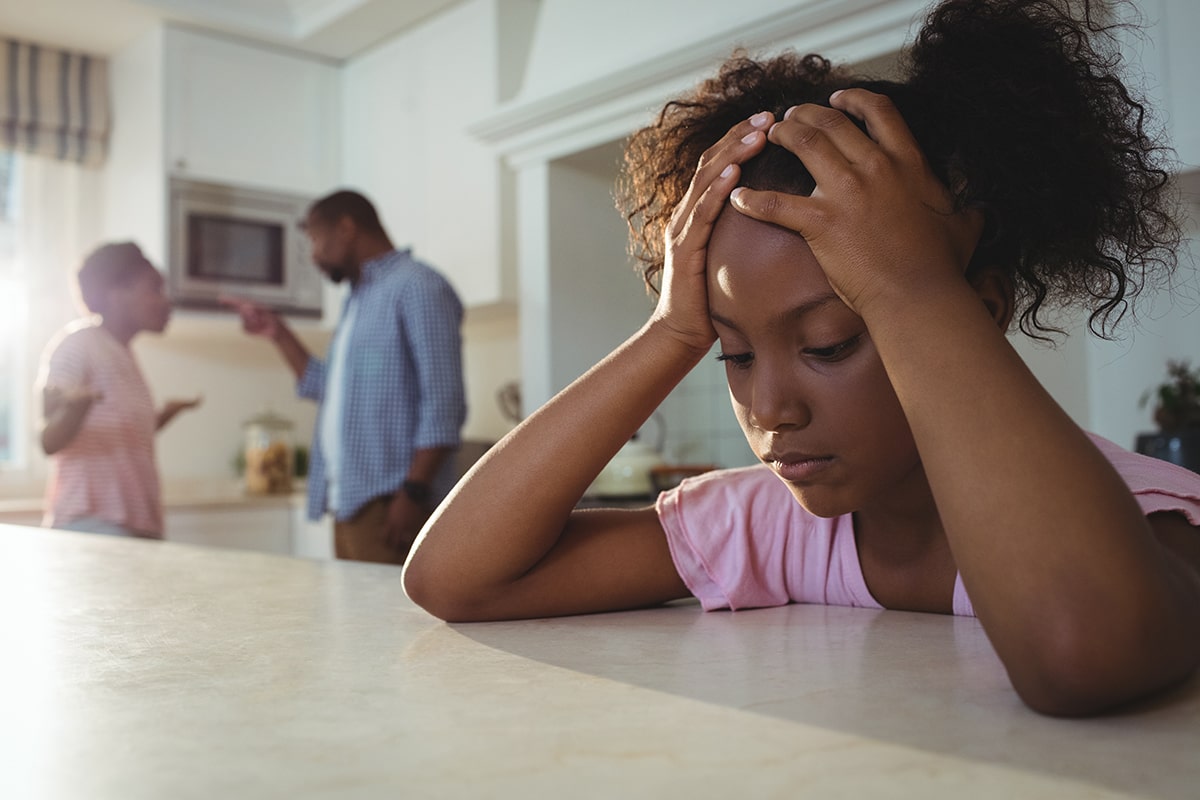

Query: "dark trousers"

xmin=333 ymin=496 xmax=424 ymax=565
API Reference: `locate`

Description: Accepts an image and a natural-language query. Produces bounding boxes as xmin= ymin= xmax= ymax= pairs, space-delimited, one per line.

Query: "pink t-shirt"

xmin=38 ymin=322 xmax=163 ymax=537
xmin=656 ymin=433 xmax=1200 ymax=616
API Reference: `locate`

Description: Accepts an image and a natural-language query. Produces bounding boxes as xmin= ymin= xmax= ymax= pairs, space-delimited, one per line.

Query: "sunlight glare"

xmin=0 ymin=276 xmax=28 ymax=338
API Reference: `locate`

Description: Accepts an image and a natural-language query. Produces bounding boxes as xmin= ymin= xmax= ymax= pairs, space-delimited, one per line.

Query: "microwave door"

xmin=168 ymin=178 xmax=321 ymax=316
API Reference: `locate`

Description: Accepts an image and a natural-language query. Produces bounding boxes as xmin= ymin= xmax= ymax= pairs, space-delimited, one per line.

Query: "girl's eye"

xmin=715 ymin=352 xmax=754 ymax=370
xmin=803 ymin=334 xmax=862 ymax=362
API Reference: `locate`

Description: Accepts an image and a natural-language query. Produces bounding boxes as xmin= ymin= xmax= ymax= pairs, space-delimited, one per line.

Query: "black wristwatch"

xmin=401 ymin=479 xmax=432 ymax=504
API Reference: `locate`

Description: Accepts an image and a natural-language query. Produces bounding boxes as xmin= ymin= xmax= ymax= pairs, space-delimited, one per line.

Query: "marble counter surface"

xmin=0 ymin=481 xmax=303 ymax=516
xmin=1 ymin=524 xmax=1196 ymax=799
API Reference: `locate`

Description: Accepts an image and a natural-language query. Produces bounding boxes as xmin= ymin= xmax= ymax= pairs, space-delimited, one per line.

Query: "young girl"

xmin=403 ymin=0 xmax=1200 ymax=716
xmin=38 ymin=242 xmax=201 ymax=539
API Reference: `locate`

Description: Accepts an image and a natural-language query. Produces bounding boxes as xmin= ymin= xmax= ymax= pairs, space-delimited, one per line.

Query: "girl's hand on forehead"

xmin=729 ymin=88 xmax=982 ymax=319
xmin=653 ymin=111 xmax=771 ymax=353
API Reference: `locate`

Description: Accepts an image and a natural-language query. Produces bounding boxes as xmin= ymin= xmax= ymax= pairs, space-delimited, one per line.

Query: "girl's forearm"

xmin=863 ymin=279 xmax=1200 ymax=713
xmin=405 ymin=320 xmax=707 ymax=604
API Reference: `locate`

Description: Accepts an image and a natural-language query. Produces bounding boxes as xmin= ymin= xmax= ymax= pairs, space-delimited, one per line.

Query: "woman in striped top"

xmin=37 ymin=242 xmax=201 ymax=539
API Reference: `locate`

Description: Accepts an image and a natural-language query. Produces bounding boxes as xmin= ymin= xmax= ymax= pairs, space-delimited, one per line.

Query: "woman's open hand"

xmin=729 ymin=89 xmax=982 ymax=319
xmin=652 ymin=112 xmax=773 ymax=352
xmin=157 ymin=396 xmax=203 ymax=430
xmin=161 ymin=396 xmax=202 ymax=418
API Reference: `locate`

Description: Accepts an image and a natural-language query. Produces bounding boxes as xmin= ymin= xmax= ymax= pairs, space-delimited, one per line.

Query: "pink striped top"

xmin=38 ymin=321 xmax=163 ymax=537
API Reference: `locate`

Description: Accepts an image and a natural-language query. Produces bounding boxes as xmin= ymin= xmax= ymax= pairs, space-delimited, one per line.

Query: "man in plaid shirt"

xmin=225 ymin=190 xmax=466 ymax=564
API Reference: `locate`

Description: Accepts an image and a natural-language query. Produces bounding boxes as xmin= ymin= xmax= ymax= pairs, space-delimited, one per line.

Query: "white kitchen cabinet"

xmin=164 ymin=29 xmax=340 ymax=196
xmin=341 ymin=0 xmax=514 ymax=309
xmin=166 ymin=505 xmax=293 ymax=555
xmin=0 ymin=508 xmax=44 ymax=527
xmin=290 ymin=504 xmax=335 ymax=561
xmin=103 ymin=24 xmax=342 ymax=326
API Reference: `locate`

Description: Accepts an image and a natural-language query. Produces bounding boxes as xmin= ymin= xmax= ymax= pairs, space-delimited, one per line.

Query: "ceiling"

xmin=0 ymin=0 xmax=465 ymax=60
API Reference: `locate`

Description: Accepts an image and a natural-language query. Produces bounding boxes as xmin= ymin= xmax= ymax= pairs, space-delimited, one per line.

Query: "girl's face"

xmin=706 ymin=209 xmax=924 ymax=518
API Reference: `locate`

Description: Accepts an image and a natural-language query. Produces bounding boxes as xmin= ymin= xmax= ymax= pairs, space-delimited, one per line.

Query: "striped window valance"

xmin=0 ymin=38 xmax=109 ymax=167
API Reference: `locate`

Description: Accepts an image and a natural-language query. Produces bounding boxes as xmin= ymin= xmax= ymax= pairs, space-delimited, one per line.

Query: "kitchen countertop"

xmin=0 ymin=480 xmax=303 ymax=515
xmin=2 ymin=524 xmax=1196 ymax=799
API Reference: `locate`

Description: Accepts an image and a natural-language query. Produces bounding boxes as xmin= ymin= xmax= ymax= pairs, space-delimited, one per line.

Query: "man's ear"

xmin=970 ymin=266 xmax=1015 ymax=332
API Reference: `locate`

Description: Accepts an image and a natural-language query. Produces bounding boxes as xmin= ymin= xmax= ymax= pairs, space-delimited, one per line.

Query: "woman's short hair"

xmin=77 ymin=242 xmax=153 ymax=313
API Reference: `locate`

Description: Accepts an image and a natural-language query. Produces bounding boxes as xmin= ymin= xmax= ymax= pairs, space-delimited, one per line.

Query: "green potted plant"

xmin=1136 ymin=359 xmax=1200 ymax=473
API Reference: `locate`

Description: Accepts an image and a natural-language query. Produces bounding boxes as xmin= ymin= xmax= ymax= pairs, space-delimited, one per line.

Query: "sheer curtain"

xmin=0 ymin=153 xmax=104 ymax=493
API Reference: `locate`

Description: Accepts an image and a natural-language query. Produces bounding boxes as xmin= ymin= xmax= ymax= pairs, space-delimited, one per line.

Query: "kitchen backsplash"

xmin=657 ymin=345 xmax=757 ymax=470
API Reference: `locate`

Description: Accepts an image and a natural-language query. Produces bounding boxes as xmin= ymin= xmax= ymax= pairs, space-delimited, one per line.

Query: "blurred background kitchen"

xmin=0 ymin=0 xmax=1197 ymax=556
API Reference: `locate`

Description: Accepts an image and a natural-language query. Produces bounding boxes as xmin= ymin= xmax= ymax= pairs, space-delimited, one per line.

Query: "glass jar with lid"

xmin=242 ymin=411 xmax=295 ymax=495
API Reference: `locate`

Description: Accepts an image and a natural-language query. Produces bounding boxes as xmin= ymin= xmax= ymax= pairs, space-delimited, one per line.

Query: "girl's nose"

xmin=745 ymin=366 xmax=812 ymax=432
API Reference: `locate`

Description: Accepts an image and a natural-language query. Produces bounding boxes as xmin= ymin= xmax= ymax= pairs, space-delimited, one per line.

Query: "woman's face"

xmin=116 ymin=265 xmax=172 ymax=333
xmin=706 ymin=209 xmax=924 ymax=518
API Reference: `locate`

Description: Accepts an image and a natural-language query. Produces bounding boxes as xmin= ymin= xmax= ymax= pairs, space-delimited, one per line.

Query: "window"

xmin=0 ymin=150 xmax=25 ymax=467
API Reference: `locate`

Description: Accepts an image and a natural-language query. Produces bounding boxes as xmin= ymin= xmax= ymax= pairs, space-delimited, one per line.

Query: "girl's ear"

xmin=970 ymin=267 xmax=1016 ymax=332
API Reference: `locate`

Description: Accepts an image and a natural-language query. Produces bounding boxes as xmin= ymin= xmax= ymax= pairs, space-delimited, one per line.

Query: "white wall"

xmin=1000 ymin=193 xmax=1200 ymax=450
xmin=133 ymin=327 xmax=325 ymax=484
xmin=341 ymin=0 xmax=507 ymax=307
xmin=1085 ymin=198 xmax=1200 ymax=447
xmin=543 ymin=141 xmax=757 ymax=469
xmin=546 ymin=141 xmax=649 ymax=390
xmin=340 ymin=0 xmax=520 ymax=442
xmin=458 ymin=308 xmax=520 ymax=437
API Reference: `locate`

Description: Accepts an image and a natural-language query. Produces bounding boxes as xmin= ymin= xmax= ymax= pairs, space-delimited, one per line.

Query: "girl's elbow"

xmin=1008 ymin=617 xmax=1200 ymax=717
xmin=1013 ymin=665 xmax=1197 ymax=718
xmin=402 ymin=556 xmax=487 ymax=623
xmin=1011 ymin=672 xmax=1124 ymax=718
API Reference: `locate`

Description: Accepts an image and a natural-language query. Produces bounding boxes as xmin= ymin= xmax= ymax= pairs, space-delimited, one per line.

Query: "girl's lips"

xmin=769 ymin=454 xmax=835 ymax=482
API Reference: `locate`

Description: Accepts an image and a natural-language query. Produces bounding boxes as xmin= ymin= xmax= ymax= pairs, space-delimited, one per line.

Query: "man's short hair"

xmin=306 ymin=190 xmax=386 ymax=236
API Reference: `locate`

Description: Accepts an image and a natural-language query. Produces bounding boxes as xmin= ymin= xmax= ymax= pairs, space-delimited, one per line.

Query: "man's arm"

xmin=384 ymin=273 xmax=467 ymax=552
xmin=220 ymin=295 xmax=312 ymax=380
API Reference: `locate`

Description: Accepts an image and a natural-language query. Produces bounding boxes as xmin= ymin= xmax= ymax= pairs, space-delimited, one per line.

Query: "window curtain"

xmin=0 ymin=38 xmax=109 ymax=167
xmin=0 ymin=153 xmax=104 ymax=486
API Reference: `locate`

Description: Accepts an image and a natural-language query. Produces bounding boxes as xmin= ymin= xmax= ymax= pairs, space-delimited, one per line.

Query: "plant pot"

xmin=1134 ymin=430 xmax=1200 ymax=474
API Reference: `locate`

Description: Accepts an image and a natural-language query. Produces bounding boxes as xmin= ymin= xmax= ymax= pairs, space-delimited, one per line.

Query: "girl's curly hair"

xmin=616 ymin=0 xmax=1182 ymax=339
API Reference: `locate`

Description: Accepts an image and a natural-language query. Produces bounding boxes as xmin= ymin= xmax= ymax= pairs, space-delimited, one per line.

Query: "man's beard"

xmin=319 ymin=261 xmax=347 ymax=283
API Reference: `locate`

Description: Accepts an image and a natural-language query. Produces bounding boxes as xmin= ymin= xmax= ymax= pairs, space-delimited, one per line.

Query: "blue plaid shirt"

xmin=297 ymin=249 xmax=466 ymax=521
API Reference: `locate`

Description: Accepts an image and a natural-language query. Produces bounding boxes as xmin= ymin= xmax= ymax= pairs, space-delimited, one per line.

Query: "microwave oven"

xmin=167 ymin=178 xmax=323 ymax=317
